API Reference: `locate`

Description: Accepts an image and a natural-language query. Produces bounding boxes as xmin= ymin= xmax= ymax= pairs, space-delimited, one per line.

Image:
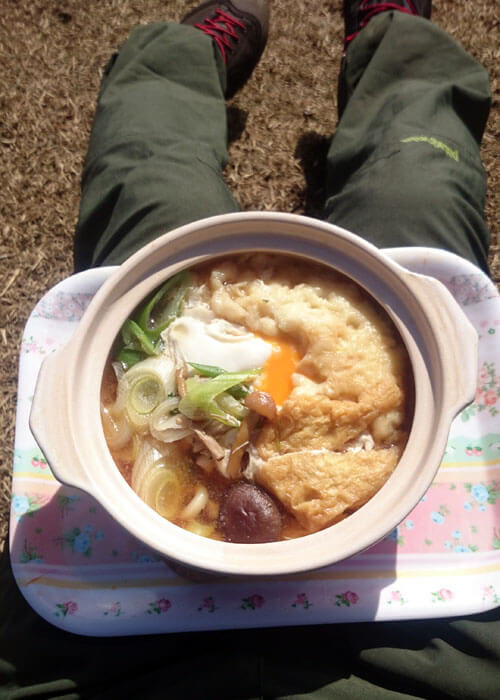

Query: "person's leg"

xmin=72 ymin=22 xmax=238 ymax=271
xmin=315 ymin=6 xmax=500 ymax=699
xmin=73 ymin=1 xmax=270 ymax=270
xmin=324 ymin=6 xmax=491 ymax=271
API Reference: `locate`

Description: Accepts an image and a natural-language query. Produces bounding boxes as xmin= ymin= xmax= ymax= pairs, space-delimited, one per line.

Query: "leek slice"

xmin=216 ymin=392 xmax=249 ymax=420
xmin=150 ymin=411 xmax=192 ymax=443
xmin=129 ymin=377 xmax=163 ymax=415
xmin=178 ymin=370 xmax=260 ymax=427
xmin=188 ymin=362 xmax=226 ymax=378
xmin=124 ymin=356 xmax=176 ymax=393
xmin=188 ymin=362 xmax=252 ymax=399
xmin=116 ymin=271 xmax=191 ymax=368
xmin=138 ymin=270 xmax=190 ymax=338
xmin=132 ymin=441 xmax=165 ymax=495
xmin=121 ymin=320 xmax=159 ymax=356
xmin=117 ymin=356 xmax=176 ymax=429
xmin=117 ymin=347 xmax=143 ymax=371
xmin=101 ymin=405 xmax=133 ymax=450
xmin=154 ymin=469 xmax=183 ymax=519
xmin=185 ymin=521 xmax=215 ymax=538
xmin=131 ymin=439 xmax=185 ymax=519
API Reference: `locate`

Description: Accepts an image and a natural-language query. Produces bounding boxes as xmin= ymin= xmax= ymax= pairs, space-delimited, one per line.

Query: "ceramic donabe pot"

xmin=30 ymin=212 xmax=478 ymax=576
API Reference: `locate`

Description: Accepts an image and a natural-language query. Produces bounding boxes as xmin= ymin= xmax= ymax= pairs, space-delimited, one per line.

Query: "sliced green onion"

xmin=138 ymin=270 xmax=190 ymax=338
xmin=121 ymin=319 xmax=159 ymax=356
xmin=188 ymin=362 xmax=257 ymax=399
xmin=115 ymin=271 xmax=191 ymax=365
xmin=150 ymin=397 xmax=181 ymax=430
xmin=117 ymin=357 xmax=176 ymax=430
xmin=117 ymin=347 xmax=144 ymax=371
xmin=188 ymin=362 xmax=226 ymax=378
xmin=216 ymin=391 xmax=249 ymax=421
xmin=178 ymin=370 xmax=260 ymax=427
xmin=124 ymin=356 xmax=176 ymax=394
xmin=129 ymin=376 xmax=163 ymax=415
xmin=101 ymin=404 xmax=133 ymax=450
xmin=132 ymin=441 xmax=165 ymax=495
xmin=131 ymin=440 xmax=186 ymax=520
xmin=154 ymin=469 xmax=183 ymax=519
xmin=150 ymin=400 xmax=192 ymax=443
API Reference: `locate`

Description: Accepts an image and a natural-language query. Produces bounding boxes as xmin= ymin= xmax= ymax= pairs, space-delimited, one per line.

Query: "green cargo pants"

xmin=2 ymin=12 xmax=498 ymax=700
xmin=73 ymin=12 xmax=490 ymax=272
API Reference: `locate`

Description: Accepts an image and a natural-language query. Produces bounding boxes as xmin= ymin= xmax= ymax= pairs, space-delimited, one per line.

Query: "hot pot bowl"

xmin=30 ymin=212 xmax=478 ymax=577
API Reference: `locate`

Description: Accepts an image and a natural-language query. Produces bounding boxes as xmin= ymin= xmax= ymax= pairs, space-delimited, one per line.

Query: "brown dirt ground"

xmin=0 ymin=0 xmax=499 ymax=548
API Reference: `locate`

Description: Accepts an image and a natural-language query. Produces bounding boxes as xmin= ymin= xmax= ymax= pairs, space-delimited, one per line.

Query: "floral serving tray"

xmin=10 ymin=247 xmax=500 ymax=636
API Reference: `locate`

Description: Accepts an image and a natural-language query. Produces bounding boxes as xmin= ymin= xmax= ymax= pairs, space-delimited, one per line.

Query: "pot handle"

xmin=403 ymin=271 xmax=478 ymax=418
xmin=29 ymin=347 xmax=91 ymax=493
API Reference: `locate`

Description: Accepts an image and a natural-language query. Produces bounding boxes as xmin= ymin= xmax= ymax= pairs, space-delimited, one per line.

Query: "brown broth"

xmin=100 ymin=362 xmax=311 ymax=540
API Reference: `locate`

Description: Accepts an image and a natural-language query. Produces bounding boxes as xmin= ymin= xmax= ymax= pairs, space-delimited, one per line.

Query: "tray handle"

xmin=29 ymin=347 xmax=91 ymax=493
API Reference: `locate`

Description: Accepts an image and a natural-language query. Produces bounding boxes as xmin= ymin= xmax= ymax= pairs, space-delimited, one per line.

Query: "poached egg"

xmin=165 ymin=316 xmax=301 ymax=407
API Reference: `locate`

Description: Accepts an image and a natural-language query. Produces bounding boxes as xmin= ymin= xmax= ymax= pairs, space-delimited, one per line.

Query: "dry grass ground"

xmin=0 ymin=0 xmax=498 ymax=547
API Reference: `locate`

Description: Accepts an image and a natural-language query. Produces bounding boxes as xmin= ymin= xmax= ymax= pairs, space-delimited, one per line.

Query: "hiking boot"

xmin=181 ymin=0 xmax=270 ymax=98
xmin=343 ymin=1 xmax=432 ymax=49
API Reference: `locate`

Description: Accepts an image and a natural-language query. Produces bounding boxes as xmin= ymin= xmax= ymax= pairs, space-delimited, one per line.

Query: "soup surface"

xmin=101 ymin=253 xmax=412 ymax=543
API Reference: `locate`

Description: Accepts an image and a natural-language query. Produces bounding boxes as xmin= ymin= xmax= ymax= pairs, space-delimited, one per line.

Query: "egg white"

xmin=164 ymin=316 xmax=272 ymax=372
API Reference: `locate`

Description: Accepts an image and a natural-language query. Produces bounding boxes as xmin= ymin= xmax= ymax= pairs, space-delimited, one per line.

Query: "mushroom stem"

xmin=226 ymin=412 xmax=260 ymax=479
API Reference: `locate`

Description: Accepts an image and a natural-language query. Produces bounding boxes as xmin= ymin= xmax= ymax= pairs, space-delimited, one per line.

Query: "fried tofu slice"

xmin=255 ymin=446 xmax=400 ymax=533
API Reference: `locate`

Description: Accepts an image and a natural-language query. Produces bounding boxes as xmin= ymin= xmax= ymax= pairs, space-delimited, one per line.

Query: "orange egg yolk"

xmin=256 ymin=336 xmax=301 ymax=407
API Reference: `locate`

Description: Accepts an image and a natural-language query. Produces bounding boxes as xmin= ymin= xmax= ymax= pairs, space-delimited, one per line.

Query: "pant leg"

xmin=324 ymin=12 xmax=491 ymax=271
xmin=319 ymin=14 xmax=500 ymax=699
xmin=73 ymin=22 xmax=240 ymax=271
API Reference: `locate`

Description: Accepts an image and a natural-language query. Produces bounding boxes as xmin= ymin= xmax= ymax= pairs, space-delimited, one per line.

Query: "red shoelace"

xmin=344 ymin=1 xmax=419 ymax=49
xmin=195 ymin=9 xmax=245 ymax=63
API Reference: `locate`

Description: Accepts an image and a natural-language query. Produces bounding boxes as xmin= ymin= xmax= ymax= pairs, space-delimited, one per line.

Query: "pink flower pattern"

xmin=104 ymin=602 xmax=122 ymax=617
xmin=292 ymin=593 xmax=312 ymax=609
xmin=446 ymin=274 xmax=497 ymax=306
xmin=198 ymin=596 xmax=218 ymax=613
xmin=462 ymin=361 xmax=500 ymax=421
xmin=33 ymin=292 xmax=93 ymax=321
xmin=30 ymin=457 xmax=48 ymax=469
xmin=387 ymin=590 xmax=407 ymax=605
xmin=482 ymin=585 xmax=500 ymax=604
xmin=241 ymin=594 xmax=264 ymax=610
xmin=21 ymin=336 xmax=47 ymax=356
xmin=484 ymin=390 xmax=497 ymax=406
xmin=55 ymin=600 xmax=78 ymax=617
xmin=335 ymin=591 xmax=359 ymax=607
xmin=432 ymin=588 xmax=454 ymax=602
xmin=147 ymin=598 xmax=171 ymax=615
